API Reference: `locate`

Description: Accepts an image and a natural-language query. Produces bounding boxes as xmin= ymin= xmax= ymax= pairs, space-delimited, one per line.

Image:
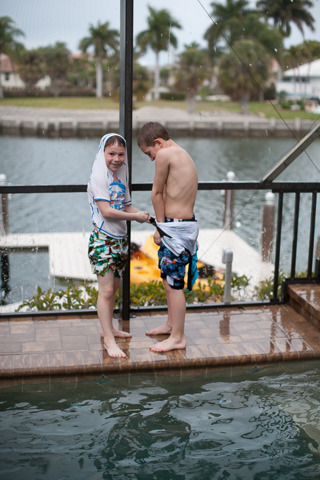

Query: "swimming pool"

xmin=1 ymin=362 xmax=320 ymax=480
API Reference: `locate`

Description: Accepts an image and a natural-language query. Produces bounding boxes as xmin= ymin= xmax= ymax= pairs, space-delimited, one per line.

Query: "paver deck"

xmin=1 ymin=284 xmax=320 ymax=386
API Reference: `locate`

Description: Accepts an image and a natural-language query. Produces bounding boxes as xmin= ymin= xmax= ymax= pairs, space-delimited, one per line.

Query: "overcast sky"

xmin=1 ymin=0 xmax=319 ymax=67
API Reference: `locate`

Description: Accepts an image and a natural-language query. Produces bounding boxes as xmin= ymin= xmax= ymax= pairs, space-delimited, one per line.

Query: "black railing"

xmin=0 ymin=179 xmax=319 ymax=318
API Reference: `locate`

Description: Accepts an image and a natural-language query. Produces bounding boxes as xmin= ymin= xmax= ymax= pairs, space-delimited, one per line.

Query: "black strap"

xmin=150 ymin=217 xmax=172 ymax=238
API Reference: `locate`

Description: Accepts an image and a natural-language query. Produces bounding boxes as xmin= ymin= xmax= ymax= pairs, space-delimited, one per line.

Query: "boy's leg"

xmin=149 ymin=279 xmax=187 ymax=352
xmin=97 ymin=271 xmax=131 ymax=358
xmin=145 ymin=279 xmax=173 ymax=335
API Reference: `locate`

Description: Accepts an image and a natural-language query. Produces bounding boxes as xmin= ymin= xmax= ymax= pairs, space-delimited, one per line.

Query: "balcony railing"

xmin=0 ymin=175 xmax=319 ymax=318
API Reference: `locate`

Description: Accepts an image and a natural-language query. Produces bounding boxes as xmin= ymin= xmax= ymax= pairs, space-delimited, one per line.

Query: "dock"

xmin=0 ymin=106 xmax=315 ymax=138
xmin=0 ymin=229 xmax=273 ymax=287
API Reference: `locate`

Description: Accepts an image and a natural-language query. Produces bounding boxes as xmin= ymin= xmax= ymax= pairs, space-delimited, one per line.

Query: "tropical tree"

xmin=132 ymin=63 xmax=152 ymax=101
xmin=79 ymin=21 xmax=119 ymax=98
xmin=18 ymin=48 xmax=46 ymax=90
xmin=0 ymin=16 xmax=25 ymax=98
xmin=299 ymin=40 xmax=320 ymax=63
xmin=67 ymin=53 xmax=95 ymax=89
xmin=256 ymin=0 xmax=315 ymax=38
xmin=110 ymin=57 xmax=151 ymax=101
xmin=40 ymin=42 xmax=70 ymax=96
xmin=136 ymin=6 xmax=181 ymax=100
xmin=239 ymin=13 xmax=283 ymax=56
xmin=174 ymin=42 xmax=211 ymax=113
xmin=218 ymin=39 xmax=271 ymax=113
xmin=204 ymin=0 xmax=252 ymax=56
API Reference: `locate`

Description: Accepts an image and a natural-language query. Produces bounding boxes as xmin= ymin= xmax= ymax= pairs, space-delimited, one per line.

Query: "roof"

xmin=0 ymin=54 xmax=18 ymax=73
xmin=284 ymin=58 xmax=320 ymax=78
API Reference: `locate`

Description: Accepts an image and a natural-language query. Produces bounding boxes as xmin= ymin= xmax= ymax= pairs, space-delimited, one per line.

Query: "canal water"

xmin=1 ymin=361 xmax=320 ymax=480
xmin=0 ymin=134 xmax=319 ymax=305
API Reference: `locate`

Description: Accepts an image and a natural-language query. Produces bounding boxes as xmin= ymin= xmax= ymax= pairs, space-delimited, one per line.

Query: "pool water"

xmin=1 ymin=362 xmax=320 ymax=480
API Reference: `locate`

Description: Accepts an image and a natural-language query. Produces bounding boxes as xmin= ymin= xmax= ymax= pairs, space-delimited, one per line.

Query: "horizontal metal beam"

xmin=0 ymin=185 xmax=87 ymax=194
xmin=261 ymin=122 xmax=320 ymax=183
xmin=1 ymin=181 xmax=320 ymax=194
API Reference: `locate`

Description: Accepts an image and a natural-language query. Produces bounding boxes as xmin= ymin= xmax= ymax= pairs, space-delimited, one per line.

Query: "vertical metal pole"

xmin=307 ymin=192 xmax=317 ymax=278
xmin=0 ymin=174 xmax=10 ymax=298
xmin=273 ymin=192 xmax=283 ymax=300
xmin=290 ymin=192 xmax=300 ymax=279
xmin=119 ymin=0 xmax=134 ymax=320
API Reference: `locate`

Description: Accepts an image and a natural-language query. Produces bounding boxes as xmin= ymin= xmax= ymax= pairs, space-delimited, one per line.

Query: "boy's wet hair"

xmin=104 ymin=134 xmax=126 ymax=150
xmin=137 ymin=122 xmax=170 ymax=147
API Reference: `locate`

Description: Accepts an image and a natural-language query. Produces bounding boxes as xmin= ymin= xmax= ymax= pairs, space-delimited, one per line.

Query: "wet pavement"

xmin=0 ymin=284 xmax=319 ymax=384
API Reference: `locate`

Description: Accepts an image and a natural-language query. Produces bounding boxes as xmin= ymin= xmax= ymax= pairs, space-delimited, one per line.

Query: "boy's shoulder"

xmin=158 ymin=143 xmax=185 ymax=159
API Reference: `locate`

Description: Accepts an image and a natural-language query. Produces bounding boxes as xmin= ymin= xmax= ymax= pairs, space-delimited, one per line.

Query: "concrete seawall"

xmin=0 ymin=105 xmax=315 ymax=138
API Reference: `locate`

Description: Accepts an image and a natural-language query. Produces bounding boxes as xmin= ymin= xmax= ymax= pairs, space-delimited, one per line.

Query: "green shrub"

xmin=15 ymin=272 xmax=254 ymax=312
xmin=160 ymin=92 xmax=185 ymax=101
xmin=253 ymin=271 xmax=286 ymax=300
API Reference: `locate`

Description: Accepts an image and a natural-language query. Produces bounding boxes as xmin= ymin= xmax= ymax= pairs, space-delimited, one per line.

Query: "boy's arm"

xmin=151 ymin=151 xmax=169 ymax=223
xmin=97 ymin=201 xmax=149 ymax=223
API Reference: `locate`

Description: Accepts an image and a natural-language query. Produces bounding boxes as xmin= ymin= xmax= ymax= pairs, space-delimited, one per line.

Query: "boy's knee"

xmin=99 ymin=284 xmax=116 ymax=300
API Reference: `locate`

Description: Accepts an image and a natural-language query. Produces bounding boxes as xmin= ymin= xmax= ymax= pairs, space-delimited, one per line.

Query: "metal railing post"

xmin=273 ymin=192 xmax=283 ymax=300
xmin=119 ymin=0 xmax=134 ymax=321
xmin=290 ymin=192 xmax=300 ymax=278
xmin=0 ymin=174 xmax=10 ymax=299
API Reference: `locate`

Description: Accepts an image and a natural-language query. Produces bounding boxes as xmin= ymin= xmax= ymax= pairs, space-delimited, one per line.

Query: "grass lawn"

xmin=0 ymin=96 xmax=319 ymax=121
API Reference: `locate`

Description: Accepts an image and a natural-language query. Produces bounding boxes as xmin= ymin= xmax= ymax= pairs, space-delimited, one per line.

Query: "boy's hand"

xmin=153 ymin=230 xmax=161 ymax=245
xmin=136 ymin=211 xmax=150 ymax=224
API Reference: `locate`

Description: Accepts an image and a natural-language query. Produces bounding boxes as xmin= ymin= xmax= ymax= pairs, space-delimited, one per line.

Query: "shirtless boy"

xmin=137 ymin=122 xmax=199 ymax=353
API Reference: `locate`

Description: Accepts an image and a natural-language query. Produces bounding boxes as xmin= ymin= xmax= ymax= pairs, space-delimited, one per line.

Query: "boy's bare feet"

xmin=100 ymin=329 xmax=132 ymax=339
xmin=146 ymin=324 xmax=172 ymax=336
xmin=103 ymin=341 xmax=127 ymax=358
xmin=150 ymin=335 xmax=186 ymax=353
xmin=100 ymin=328 xmax=131 ymax=358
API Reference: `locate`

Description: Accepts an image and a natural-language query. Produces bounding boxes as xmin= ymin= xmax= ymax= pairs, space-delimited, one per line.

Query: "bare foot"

xmin=103 ymin=340 xmax=127 ymax=358
xmin=150 ymin=335 xmax=186 ymax=353
xmin=146 ymin=324 xmax=172 ymax=336
xmin=100 ymin=329 xmax=132 ymax=339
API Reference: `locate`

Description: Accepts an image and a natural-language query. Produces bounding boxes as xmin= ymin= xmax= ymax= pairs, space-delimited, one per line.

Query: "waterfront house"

xmin=276 ymin=58 xmax=320 ymax=101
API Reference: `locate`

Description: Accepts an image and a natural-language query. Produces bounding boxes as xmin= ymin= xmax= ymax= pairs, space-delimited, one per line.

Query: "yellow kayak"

xmin=130 ymin=235 xmax=224 ymax=288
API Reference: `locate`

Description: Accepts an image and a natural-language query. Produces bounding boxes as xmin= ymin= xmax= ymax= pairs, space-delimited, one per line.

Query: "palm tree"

xmin=218 ymin=40 xmax=270 ymax=113
xmin=240 ymin=13 xmax=283 ymax=56
xmin=136 ymin=6 xmax=181 ymax=100
xmin=204 ymin=0 xmax=252 ymax=54
xmin=79 ymin=21 xmax=119 ymax=98
xmin=174 ymin=42 xmax=211 ymax=113
xmin=0 ymin=16 xmax=25 ymax=98
xmin=256 ymin=0 xmax=315 ymax=38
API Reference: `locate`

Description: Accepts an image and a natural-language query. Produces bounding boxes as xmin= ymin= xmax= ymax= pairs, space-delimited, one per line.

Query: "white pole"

xmin=222 ymin=247 xmax=233 ymax=304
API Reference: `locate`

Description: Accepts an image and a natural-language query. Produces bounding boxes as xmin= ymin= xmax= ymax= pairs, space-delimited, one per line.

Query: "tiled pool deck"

xmin=0 ymin=284 xmax=319 ymax=384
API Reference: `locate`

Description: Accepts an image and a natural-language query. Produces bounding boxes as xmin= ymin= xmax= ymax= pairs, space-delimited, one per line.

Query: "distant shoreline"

xmin=0 ymin=105 xmax=317 ymax=138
